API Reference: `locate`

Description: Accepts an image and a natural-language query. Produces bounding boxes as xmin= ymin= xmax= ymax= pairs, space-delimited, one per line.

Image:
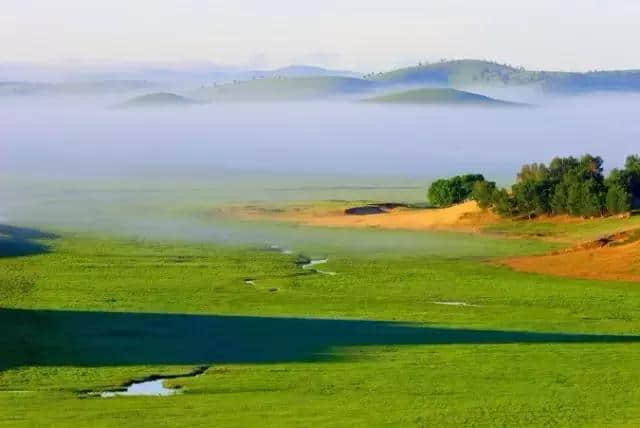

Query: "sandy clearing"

xmin=227 ymin=201 xmax=501 ymax=232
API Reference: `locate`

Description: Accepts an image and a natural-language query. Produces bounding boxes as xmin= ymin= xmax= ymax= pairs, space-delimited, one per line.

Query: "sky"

xmin=2 ymin=0 xmax=640 ymax=72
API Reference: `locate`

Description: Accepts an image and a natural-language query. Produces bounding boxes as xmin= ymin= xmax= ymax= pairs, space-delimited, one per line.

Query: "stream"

xmin=97 ymin=366 xmax=208 ymax=398
xmin=100 ymin=379 xmax=178 ymax=397
xmin=300 ymin=258 xmax=337 ymax=276
xmin=98 ymin=244 xmax=337 ymax=398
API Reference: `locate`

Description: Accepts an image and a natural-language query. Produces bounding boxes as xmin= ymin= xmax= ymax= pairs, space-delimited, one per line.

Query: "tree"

xmin=427 ymin=174 xmax=485 ymax=207
xmin=606 ymin=168 xmax=628 ymax=188
xmin=547 ymin=155 xmax=606 ymax=217
xmin=550 ymin=181 xmax=569 ymax=215
xmin=579 ymin=179 xmax=605 ymax=217
xmin=548 ymin=156 xmax=579 ymax=183
xmin=512 ymin=180 xmax=539 ymax=219
xmin=427 ymin=179 xmax=456 ymax=207
xmin=492 ymin=189 xmax=518 ymax=217
xmin=429 ymin=153 xmax=637 ymax=218
xmin=512 ymin=178 xmax=551 ymax=218
xmin=471 ymin=180 xmax=497 ymax=210
xmin=577 ymin=154 xmax=604 ymax=182
xmin=606 ymin=184 xmax=631 ymax=215
xmin=624 ymin=155 xmax=640 ymax=206
xmin=516 ymin=163 xmax=549 ymax=183
xmin=566 ymin=177 xmax=584 ymax=216
xmin=459 ymin=174 xmax=485 ymax=197
xmin=624 ymin=154 xmax=640 ymax=174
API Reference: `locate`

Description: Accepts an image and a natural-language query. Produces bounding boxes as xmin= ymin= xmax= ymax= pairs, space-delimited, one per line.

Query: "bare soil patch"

xmin=503 ymin=233 xmax=640 ymax=282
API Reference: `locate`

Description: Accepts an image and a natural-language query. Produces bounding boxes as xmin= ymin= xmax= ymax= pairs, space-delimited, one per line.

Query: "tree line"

xmin=428 ymin=154 xmax=640 ymax=218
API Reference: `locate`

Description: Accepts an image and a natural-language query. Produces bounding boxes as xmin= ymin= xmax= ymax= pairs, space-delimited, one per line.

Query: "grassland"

xmin=2 ymin=213 xmax=640 ymax=426
xmin=485 ymin=214 xmax=640 ymax=243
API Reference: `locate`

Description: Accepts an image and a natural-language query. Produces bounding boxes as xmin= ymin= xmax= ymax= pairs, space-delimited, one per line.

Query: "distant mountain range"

xmin=0 ymin=64 xmax=359 ymax=85
xmin=3 ymin=60 xmax=640 ymax=101
xmin=0 ymin=80 xmax=157 ymax=96
xmin=192 ymin=76 xmax=376 ymax=102
xmin=0 ymin=65 xmax=361 ymax=97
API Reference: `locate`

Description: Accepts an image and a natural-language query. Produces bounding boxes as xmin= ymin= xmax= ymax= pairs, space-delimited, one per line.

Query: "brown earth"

xmin=503 ymin=233 xmax=640 ymax=282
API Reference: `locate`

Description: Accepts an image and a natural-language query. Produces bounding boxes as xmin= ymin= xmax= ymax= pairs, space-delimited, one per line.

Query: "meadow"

xmin=2 ymin=210 xmax=640 ymax=426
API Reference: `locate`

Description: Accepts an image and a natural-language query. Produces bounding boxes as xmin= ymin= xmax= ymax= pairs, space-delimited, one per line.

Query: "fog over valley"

xmin=2 ymin=89 xmax=639 ymax=243
xmin=4 ymin=93 xmax=640 ymax=179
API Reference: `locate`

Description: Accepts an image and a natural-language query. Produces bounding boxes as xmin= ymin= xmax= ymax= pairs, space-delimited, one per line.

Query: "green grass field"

xmin=2 ymin=214 xmax=640 ymax=426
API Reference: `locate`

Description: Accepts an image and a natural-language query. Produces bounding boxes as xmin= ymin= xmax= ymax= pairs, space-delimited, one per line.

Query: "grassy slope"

xmin=370 ymin=59 xmax=640 ymax=92
xmin=363 ymin=88 xmax=517 ymax=106
xmin=2 ymin=224 xmax=640 ymax=426
xmin=484 ymin=214 xmax=640 ymax=243
xmin=195 ymin=76 xmax=378 ymax=101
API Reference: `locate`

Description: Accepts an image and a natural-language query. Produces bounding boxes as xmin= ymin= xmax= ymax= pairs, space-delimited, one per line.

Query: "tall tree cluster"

xmin=428 ymin=154 xmax=640 ymax=218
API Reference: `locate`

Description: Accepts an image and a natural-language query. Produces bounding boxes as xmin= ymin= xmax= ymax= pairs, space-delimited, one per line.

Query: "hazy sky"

xmin=3 ymin=1 xmax=640 ymax=72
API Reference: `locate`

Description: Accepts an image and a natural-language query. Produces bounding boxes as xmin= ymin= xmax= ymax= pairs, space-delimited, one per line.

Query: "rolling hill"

xmin=118 ymin=92 xmax=201 ymax=108
xmin=363 ymin=88 xmax=520 ymax=106
xmin=368 ymin=60 xmax=640 ymax=93
xmin=194 ymin=76 xmax=379 ymax=102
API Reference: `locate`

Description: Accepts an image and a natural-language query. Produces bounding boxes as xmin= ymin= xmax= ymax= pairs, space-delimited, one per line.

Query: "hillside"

xmin=369 ymin=59 xmax=640 ymax=93
xmin=363 ymin=88 xmax=519 ymax=106
xmin=194 ymin=76 xmax=379 ymax=102
xmin=118 ymin=92 xmax=201 ymax=108
xmin=503 ymin=228 xmax=640 ymax=282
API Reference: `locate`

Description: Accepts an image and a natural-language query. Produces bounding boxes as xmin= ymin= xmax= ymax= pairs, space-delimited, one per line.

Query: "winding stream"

xmin=300 ymin=258 xmax=337 ymax=276
xmin=98 ymin=244 xmax=339 ymax=398
xmin=431 ymin=301 xmax=477 ymax=307
xmin=270 ymin=244 xmax=337 ymax=276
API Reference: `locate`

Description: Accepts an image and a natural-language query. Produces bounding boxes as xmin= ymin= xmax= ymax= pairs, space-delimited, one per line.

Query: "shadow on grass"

xmin=2 ymin=308 xmax=639 ymax=371
xmin=0 ymin=224 xmax=57 ymax=258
